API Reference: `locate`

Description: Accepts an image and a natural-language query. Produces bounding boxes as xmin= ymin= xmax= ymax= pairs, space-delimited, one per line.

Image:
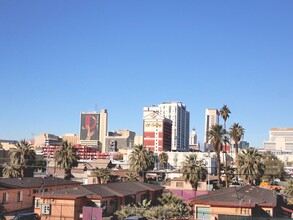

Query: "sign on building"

xmin=80 ymin=113 xmax=99 ymax=141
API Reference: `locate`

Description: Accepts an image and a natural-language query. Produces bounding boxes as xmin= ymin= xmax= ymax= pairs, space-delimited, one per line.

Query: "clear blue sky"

xmin=1 ymin=0 xmax=293 ymax=147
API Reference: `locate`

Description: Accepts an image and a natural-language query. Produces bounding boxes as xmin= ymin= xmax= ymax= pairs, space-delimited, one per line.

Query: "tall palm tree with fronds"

xmin=229 ymin=123 xmax=245 ymax=163
xmin=55 ymin=141 xmax=78 ymax=180
xmin=2 ymin=163 xmax=20 ymax=178
xmin=158 ymin=152 xmax=169 ymax=170
xmin=208 ymin=124 xmax=225 ymax=187
xmin=237 ymin=148 xmax=264 ymax=184
xmin=181 ymin=154 xmax=208 ymax=190
xmin=129 ymin=144 xmax=154 ymax=182
xmin=219 ymin=105 xmax=231 ymax=130
xmin=9 ymin=139 xmax=36 ymax=178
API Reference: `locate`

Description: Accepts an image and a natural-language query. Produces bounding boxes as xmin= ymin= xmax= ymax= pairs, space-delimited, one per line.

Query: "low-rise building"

xmin=0 ymin=177 xmax=80 ymax=214
xmin=192 ymin=185 xmax=292 ymax=219
xmin=34 ymin=181 xmax=164 ymax=220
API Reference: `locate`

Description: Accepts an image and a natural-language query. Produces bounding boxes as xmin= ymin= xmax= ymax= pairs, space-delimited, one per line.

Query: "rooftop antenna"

xmin=95 ymin=104 xmax=98 ymax=112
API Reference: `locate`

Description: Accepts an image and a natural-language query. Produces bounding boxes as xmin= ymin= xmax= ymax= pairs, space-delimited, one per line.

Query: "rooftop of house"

xmin=192 ymin=185 xmax=278 ymax=208
xmin=0 ymin=177 xmax=80 ymax=189
xmin=38 ymin=181 xmax=164 ymax=199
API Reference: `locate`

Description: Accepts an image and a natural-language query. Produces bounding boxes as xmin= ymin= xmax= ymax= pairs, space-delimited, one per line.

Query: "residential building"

xmin=105 ymin=130 xmax=135 ymax=152
xmin=143 ymin=111 xmax=172 ymax=153
xmin=204 ymin=108 xmax=219 ymax=151
xmin=34 ymin=182 xmax=164 ymax=219
xmin=192 ymin=185 xmax=291 ymax=219
xmin=164 ymin=175 xmax=218 ymax=202
xmin=144 ymin=101 xmax=190 ymax=152
xmin=0 ymin=177 xmax=80 ymax=214
xmin=80 ymin=110 xmax=108 ymax=153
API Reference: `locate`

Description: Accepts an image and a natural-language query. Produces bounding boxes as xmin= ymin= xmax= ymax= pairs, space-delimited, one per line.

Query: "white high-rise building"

xmin=264 ymin=128 xmax=293 ymax=152
xmin=144 ymin=101 xmax=190 ymax=152
xmin=189 ymin=128 xmax=197 ymax=145
xmin=204 ymin=108 xmax=219 ymax=150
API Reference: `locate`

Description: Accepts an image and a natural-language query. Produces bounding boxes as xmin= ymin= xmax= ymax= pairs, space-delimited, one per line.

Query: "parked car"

xmin=12 ymin=213 xmax=40 ymax=220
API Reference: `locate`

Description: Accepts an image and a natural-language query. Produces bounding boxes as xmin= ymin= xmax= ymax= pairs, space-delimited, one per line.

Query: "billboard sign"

xmin=80 ymin=113 xmax=99 ymax=140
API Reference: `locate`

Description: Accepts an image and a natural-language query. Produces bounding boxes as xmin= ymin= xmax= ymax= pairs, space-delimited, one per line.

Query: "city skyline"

xmin=1 ymin=1 xmax=293 ymax=147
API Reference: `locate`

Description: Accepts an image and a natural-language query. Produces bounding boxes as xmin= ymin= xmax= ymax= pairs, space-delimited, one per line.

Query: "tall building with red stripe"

xmin=143 ymin=111 xmax=172 ymax=153
xmin=143 ymin=101 xmax=190 ymax=152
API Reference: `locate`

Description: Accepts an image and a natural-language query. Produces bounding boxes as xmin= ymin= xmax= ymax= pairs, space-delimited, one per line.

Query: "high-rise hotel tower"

xmin=204 ymin=108 xmax=219 ymax=151
xmin=143 ymin=101 xmax=190 ymax=152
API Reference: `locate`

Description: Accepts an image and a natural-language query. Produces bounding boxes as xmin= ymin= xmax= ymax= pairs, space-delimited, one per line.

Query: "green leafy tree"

xmin=129 ymin=145 xmax=154 ymax=182
xmin=115 ymin=193 xmax=192 ymax=220
xmin=237 ymin=149 xmax=264 ymax=184
xmin=158 ymin=152 xmax=168 ymax=170
xmin=262 ymin=151 xmax=288 ymax=182
xmin=9 ymin=139 xmax=36 ymax=178
xmin=92 ymin=167 xmax=112 ymax=184
xmin=2 ymin=163 xmax=20 ymax=178
xmin=181 ymin=154 xmax=208 ymax=190
xmin=208 ymin=124 xmax=225 ymax=187
xmin=55 ymin=141 xmax=78 ymax=180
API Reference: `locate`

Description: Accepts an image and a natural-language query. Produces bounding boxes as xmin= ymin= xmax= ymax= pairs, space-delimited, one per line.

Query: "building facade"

xmin=144 ymin=101 xmax=190 ymax=152
xmin=143 ymin=111 xmax=172 ymax=153
xmin=264 ymin=128 xmax=293 ymax=152
xmin=105 ymin=130 xmax=136 ymax=152
xmin=80 ymin=110 xmax=108 ymax=153
xmin=34 ymin=133 xmax=62 ymax=147
xmin=204 ymin=108 xmax=219 ymax=151
xmin=189 ymin=128 xmax=199 ymax=151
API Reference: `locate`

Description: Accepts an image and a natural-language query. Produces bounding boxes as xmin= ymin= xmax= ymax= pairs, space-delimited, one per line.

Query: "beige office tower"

xmin=99 ymin=109 xmax=108 ymax=153
xmin=204 ymin=108 xmax=219 ymax=151
xmin=80 ymin=109 xmax=108 ymax=153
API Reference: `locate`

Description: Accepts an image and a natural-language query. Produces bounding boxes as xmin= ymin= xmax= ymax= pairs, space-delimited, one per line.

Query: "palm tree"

xmin=9 ymin=139 xmax=36 ymax=178
xmin=237 ymin=149 xmax=264 ymax=184
xmin=219 ymin=105 xmax=231 ymax=187
xmin=284 ymin=179 xmax=293 ymax=204
xmin=125 ymin=171 xmax=139 ymax=181
xmin=129 ymin=144 xmax=154 ymax=182
xmin=55 ymin=141 xmax=78 ymax=180
xmin=158 ymin=192 xmax=183 ymax=206
xmin=92 ymin=167 xmax=111 ymax=184
xmin=219 ymin=105 xmax=231 ymax=130
xmin=208 ymin=124 xmax=225 ymax=187
xmin=181 ymin=154 xmax=208 ymax=190
xmin=2 ymin=163 xmax=20 ymax=178
xmin=229 ymin=123 xmax=245 ymax=163
xmin=158 ymin=152 xmax=168 ymax=170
